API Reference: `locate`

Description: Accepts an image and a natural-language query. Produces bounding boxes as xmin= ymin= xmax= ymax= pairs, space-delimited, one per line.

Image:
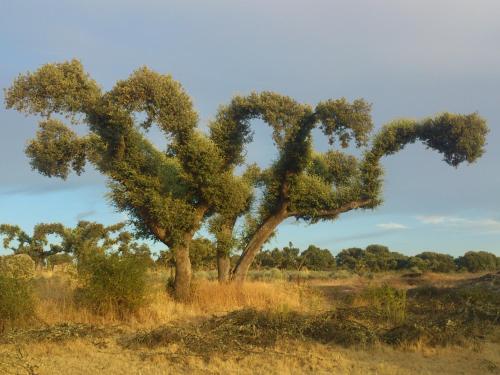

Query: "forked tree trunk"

xmin=173 ymin=244 xmax=192 ymax=301
xmin=217 ymin=251 xmax=231 ymax=282
xmin=232 ymin=208 xmax=288 ymax=282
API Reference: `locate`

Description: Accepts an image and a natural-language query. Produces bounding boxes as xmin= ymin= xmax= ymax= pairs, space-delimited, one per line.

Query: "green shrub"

xmin=0 ymin=275 xmax=35 ymax=331
xmin=75 ymin=253 xmax=149 ymax=316
xmin=0 ymin=254 xmax=35 ymax=280
xmin=363 ymin=284 xmax=407 ymax=324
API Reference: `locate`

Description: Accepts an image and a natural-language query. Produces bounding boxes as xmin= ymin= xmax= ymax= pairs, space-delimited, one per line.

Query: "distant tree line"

xmin=334 ymin=246 xmax=499 ymax=273
xmin=2 ymin=222 xmax=498 ymax=274
xmin=159 ymin=241 xmax=499 ymax=274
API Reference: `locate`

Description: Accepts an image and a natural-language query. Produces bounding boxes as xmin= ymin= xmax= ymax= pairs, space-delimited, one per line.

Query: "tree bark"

xmin=173 ymin=243 xmax=192 ymax=301
xmin=231 ymin=207 xmax=289 ymax=282
xmin=217 ymin=251 xmax=231 ymax=282
xmin=231 ymin=199 xmax=373 ymax=283
xmin=171 ymin=204 xmax=209 ymax=301
xmin=214 ymin=221 xmax=235 ymax=283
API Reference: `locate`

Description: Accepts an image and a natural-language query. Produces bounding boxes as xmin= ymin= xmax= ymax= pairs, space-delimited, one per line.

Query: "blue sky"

xmin=1 ymin=0 xmax=499 ymax=256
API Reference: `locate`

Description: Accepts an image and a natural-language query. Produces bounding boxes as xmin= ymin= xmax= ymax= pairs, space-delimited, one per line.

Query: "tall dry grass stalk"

xmin=32 ymin=269 xmax=327 ymax=328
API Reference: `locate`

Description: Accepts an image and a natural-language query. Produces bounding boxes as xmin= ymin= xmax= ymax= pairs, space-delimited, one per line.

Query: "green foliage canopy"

xmin=4 ymin=60 xmax=253 ymax=251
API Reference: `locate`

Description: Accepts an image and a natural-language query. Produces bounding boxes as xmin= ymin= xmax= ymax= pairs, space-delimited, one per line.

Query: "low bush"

xmin=0 ymin=274 xmax=35 ymax=331
xmin=75 ymin=253 xmax=149 ymax=316
xmin=363 ymin=284 xmax=407 ymax=325
xmin=0 ymin=254 xmax=35 ymax=280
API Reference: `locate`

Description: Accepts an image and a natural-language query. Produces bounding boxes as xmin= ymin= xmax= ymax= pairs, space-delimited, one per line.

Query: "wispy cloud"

xmin=377 ymin=222 xmax=408 ymax=230
xmin=416 ymin=215 xmax=500 ymax=233
xmin=76 ymin=210 xmax=97 ymax=221
xmin=320 ymin=230 xmax=393 ymax=245
xmin=316 ymin=222 xmax=407 ymax=246
xmin=0 ymin=181 xmax=102 ymax=196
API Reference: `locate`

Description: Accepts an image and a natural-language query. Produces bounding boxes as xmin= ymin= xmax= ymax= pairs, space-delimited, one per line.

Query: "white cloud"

xmin=416 ymin=215 xmax=448 ymax=224
xmin=377 ymin=222 xmax=408 ymax=230
xmin=416 ymin=215 xmax=500 ymax=233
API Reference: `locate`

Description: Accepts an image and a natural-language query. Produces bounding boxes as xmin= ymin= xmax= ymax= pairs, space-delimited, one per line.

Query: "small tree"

xmin=0 ymin=223 xmax=67 ymax=267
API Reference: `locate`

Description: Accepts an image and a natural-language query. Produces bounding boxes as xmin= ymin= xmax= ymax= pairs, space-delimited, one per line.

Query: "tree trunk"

xmin=173 ymin=244 xmax=192 ymax=301
xmin=215 ymin=221 xmax=234 ymax=283
xmin=171 ymin=204 xmax=209 ymax=301
xmin=232 ymin=208 xmax=288 ymax=282
xmin=217 ymin=251 xmax=231 ymax=282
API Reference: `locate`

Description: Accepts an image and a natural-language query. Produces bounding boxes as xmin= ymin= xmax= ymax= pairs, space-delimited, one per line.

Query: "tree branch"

xmin=288 ymin=199 xmax=373 ymax=219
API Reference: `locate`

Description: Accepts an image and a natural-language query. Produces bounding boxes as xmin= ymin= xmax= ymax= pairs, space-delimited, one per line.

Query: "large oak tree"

xmin=5 ymin=60 xmax=488 ymax=291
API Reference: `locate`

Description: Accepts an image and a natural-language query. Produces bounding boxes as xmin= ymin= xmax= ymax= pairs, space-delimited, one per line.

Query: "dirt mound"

xmin=122 ymin=309 xmax=376 ymax=357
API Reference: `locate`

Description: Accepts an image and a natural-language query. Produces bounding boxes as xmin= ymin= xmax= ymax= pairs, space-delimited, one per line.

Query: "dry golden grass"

xmin=1 ymin=338 xmax=499 ymax=375
xmin=32 ymin=269 xmax=326 ymax=329
xmin=1 ymin=269 xmax=499 ymax=374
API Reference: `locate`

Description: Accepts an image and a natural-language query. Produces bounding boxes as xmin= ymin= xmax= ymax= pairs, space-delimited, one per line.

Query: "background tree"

xmin=363 ymin=244 xmax=408 ymax=272
xmin=156 ymin=237 xmax=229 ymax=272
xmin=336 ymin=245 xmax=408 ymax=272
xmin=5 ymin=60 xmax=252 ymax=299
xmin=0 ymin=223 xmax=66 ymax=267
xmin=413 ymin=252 xmax=457 ymax=273
xmin=207 ymin=92 xmax=488 ymax=281
xmin=46 ymin=253 xmax=74 ymax=270
xmin=188 ymin=238 xmax=217 ymax=271
xmin=455 ymin=251 xmax=499 ymax=272
xmin=0 ymin=221 xmax=152 ymax=268
xmin=253 ymin=243 xmax=335 ymax=271
xmin=336 ymin=247 xmax=365 ymax=271
xmin=299 ymin=245 xmax=336 ymax=271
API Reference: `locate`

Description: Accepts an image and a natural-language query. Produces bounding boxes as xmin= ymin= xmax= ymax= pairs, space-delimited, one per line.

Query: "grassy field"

xmin=1 ymin=269 xmax=499 ymax=374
